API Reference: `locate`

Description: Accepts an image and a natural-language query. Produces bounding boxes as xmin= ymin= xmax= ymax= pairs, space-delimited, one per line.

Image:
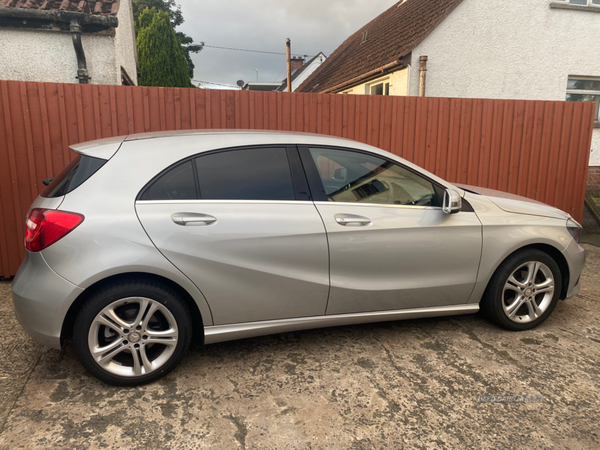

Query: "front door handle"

xmin=171 ymin=213 xmax=217 ymax=226
xmin=334 ymin=214 xmax=372 ymax=226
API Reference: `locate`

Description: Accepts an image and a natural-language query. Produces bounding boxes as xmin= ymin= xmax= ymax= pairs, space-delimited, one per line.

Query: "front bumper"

xmin=12 ymin=251 xmax=83 ymax=349
xmin=562 ymin=238 xmax=586 ymax=298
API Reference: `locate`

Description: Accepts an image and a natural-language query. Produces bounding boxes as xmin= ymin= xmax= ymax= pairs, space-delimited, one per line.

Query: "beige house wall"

xmin=336 ymin=68 xmax=409 ymax=96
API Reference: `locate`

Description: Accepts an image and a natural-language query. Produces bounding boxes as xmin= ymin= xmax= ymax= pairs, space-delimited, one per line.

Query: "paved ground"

xmin=0 ymin=244 xmax=599 ymax=450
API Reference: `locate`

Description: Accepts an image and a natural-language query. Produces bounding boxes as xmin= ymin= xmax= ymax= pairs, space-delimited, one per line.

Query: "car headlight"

xmin=566 ymin=218 xmax=582 ymax=244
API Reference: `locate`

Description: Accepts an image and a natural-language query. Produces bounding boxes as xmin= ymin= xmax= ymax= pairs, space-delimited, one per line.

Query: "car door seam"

xmin=133 ymin=202 xmax=216 ymax=325
xmin=312 ymin=199 xmax=331 ymax=315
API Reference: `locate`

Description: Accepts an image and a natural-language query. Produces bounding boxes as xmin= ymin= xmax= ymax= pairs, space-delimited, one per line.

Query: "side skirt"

xmin=204 ymin=304 xmax=479 ymax=344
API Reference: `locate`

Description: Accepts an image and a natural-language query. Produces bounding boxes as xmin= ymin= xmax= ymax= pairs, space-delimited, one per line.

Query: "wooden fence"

xmin=0 ymin=80 xmax=595 ymax=277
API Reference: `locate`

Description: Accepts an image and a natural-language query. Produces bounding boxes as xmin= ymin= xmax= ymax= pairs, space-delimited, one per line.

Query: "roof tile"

xmin=297 ymin=0 xmax=463 ymax=93
xmin=0 ymin=0 xmax=119 ymax=16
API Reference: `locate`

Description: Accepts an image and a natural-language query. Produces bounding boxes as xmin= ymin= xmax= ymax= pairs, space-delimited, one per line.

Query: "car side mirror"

xmin=443 ymin=189 xmax=462 ymax=214
xmin=332 ymin=167 xmax=347 ymax=181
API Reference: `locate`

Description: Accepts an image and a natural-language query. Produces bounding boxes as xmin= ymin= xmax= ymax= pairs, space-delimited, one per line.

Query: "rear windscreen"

xmin=41 ymin=154 xmax=107 ymax=198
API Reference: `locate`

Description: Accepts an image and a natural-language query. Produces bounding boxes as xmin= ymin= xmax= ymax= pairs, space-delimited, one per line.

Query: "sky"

xmin=176 ymin=0 xmax=397 ymax=89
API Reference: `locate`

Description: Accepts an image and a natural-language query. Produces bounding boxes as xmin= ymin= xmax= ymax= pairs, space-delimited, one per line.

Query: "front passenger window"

xmin=309 ymin=148 xmax=439 ymax=207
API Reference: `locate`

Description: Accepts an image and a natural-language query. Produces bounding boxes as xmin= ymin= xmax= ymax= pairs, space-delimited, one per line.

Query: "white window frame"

xmin=566 ymin=76 xmax=600 ymax=125
xmin=554 ymin=0 xmax=600 ymax=6
xmin=365 ymin=77 xmax=390 ymax=96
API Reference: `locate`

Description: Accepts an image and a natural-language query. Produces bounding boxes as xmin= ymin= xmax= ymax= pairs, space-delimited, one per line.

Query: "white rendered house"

xmin=300 ymin=0 xmax=600 ymax=167
xmin=0 ymin=0 xmax=138 ymax=86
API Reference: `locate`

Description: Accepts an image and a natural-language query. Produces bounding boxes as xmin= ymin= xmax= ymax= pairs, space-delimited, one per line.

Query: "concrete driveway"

xmin=1 ymin=244 xmax=599 ymax=449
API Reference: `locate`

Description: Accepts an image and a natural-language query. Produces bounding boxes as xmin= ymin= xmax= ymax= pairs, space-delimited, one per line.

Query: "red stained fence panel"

xmin=0 ymin=80 xmax=595 ymax=277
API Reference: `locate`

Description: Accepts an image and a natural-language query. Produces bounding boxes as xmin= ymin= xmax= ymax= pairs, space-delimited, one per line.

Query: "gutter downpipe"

xmin=70 ymin=20 xmax=90 ymax=84
xmin=322 ymin=58 xmax=405 ymax=94
xmin=418 ymin=56 xmax=428 ymax=97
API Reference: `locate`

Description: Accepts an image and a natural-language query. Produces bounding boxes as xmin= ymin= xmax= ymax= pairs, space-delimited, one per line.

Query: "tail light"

xmin=25 ymin=208 xmax=84 ymax=252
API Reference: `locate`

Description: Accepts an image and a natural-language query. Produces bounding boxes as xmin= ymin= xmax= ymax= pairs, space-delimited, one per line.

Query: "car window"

xmin=141 ymin=161 xmax=197 ymax=200
xmin=309 ymin=148 xmax=439 ymax=207
xmin=41 ymin=154 xmax=107 ymax=198
xmin=195 ymin=147 xmax=295 ymax=201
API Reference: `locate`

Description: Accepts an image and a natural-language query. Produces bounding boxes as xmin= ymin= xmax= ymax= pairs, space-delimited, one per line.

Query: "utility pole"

xmin=286 ymin=38 xmax=292 ymax=93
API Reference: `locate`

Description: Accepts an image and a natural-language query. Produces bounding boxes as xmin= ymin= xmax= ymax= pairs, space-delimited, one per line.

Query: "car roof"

xmin=70 ymin=130 xmax=360 ymax=160
xmin=122 ymin=129 xmax=356 ymax=143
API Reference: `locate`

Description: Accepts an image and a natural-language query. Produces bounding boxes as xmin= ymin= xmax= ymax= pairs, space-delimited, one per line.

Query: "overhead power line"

xmin=203 ymin=44 xmax=314 ymax=58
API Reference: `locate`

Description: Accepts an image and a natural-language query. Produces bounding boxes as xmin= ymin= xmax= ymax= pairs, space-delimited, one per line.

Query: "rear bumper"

xmin=562 ymin=239 xmax=586 ymax=299
xmin=11 ymin=251 xmax=83 ymax=349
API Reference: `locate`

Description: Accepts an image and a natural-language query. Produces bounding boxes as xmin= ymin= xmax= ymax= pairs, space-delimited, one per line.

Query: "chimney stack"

xmin=290 ymin=57 xmax=304 ymax=73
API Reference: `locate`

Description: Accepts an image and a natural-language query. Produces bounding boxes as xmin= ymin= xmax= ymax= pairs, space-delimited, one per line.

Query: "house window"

xmin=555 ymin=0 xmax=600 ymax=5
xmin=566 ymin=77 xmax=600 ymax=123
xmin=368 ymin=82 xmax=390 ymax=96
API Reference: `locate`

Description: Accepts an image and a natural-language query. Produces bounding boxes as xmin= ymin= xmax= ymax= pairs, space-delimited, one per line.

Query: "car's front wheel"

xmin=73 ymin=280 xmax=192 ymax=386
xmin=481 ymin=249 xmax=562 ymax=331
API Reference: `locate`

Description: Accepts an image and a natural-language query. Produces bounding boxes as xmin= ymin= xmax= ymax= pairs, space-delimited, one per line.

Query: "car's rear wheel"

xmin=481 ymin=249 xmax=562 ymax=331
xmin=73 ymin=281 xmax=192 ymax=386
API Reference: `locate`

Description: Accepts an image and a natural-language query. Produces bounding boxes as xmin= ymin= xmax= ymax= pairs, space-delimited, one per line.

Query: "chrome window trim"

xmin=135 ymin=199 xmax=315 ymax=206
xmin=313 ymin=201 xmax=442 ymax=211
xmin=135 ymin=199 xmax=441 ymax=209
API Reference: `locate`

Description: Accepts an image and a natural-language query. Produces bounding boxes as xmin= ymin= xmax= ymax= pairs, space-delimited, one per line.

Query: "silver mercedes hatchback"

xmin=12 ymin=131 xmax=585 ymax=386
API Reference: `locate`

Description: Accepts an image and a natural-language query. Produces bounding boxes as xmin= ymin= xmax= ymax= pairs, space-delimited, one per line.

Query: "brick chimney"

xmin=290 ymin=57 xmax=304 ymax=73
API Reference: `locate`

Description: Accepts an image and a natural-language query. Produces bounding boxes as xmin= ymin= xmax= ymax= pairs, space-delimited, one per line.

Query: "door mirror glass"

xmin=443 ymin=189 xmax=462 ymax=214
xmin=332 ymin=167 xmax=347 ymax=181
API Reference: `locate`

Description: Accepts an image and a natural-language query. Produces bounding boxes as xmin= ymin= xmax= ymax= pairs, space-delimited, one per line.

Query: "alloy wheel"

xmin=502 ymin=261 xmax=555 ymax=324
xmin=87 ymin=297 xmax=179 ymax=377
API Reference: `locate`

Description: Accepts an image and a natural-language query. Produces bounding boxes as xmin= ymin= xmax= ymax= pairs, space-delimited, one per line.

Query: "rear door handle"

xmin=171 ymin=213 xmax=217 ymax=226
xmin=334 ymin=214 xmax=372 ymax=226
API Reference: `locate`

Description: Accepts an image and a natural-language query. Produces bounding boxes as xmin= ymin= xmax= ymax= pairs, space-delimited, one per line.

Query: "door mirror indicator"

xmin=443 ymin=189 xmax=462 ymax=214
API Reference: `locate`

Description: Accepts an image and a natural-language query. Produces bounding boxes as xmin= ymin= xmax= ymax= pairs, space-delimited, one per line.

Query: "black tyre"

xmin=481 ymin=248 xmax=562 ymax=331
xmin=73 ymin=280 xmax=192 ymax=386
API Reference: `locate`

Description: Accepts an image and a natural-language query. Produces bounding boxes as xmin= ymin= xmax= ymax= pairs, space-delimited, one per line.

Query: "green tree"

xmin=136 ymin=8 xmax=191 ymax=87
xmin=133 ymin=0 xmax=203 ymax=80
xmin=133 ymin=0 xmax=183 ymax=27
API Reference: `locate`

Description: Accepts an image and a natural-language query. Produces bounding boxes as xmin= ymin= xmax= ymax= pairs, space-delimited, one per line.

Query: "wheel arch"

xmin=60 ymin=272 xmax=205 ymax=347
xmin=485 ymin=243 xmax=570 ymax=300
xmin=527 ymin=243 xmax=570 ymax=299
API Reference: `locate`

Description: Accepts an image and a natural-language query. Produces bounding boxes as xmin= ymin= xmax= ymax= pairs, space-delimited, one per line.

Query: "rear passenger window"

xmin=141 ymin=161 xmax=197 ymax=200
xmin=195 ymin=148 xmax=295 ymax=200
